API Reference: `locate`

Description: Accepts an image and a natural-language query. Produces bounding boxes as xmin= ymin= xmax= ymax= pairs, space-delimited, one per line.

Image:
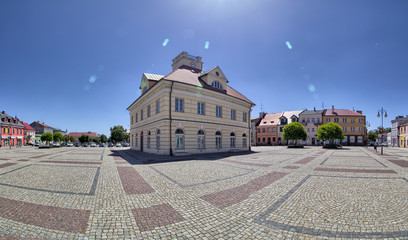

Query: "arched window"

xmin=211 ymin=81 xmax=222 ymax=90
xmin=156 ymin=129 xmax=160 ymax=149
xmin=230 ymin=132 xmax=236 ymax=148
xmin=215 ymin=131 xmax=222 ymax=149
xmin=197 ymin=130 xmax=205 ymax=149
xmin=242 ymin=134 xmax=247 ymax=148
xmin=175 ymin=129 xmax=184 ymax=149
xmin=147 ymin=131 xmax=151 ymax=149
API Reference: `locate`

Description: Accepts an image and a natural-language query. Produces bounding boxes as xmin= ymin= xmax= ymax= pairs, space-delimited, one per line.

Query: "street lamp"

xmin=377 ymin=107 xmax=388 ymax=155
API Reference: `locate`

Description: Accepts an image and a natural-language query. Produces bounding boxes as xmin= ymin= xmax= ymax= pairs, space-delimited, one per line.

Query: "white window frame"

xmin=197 ymin=102 xmax=205 ymax=115
xmin=175 ymin=98 xmax=184 ymax=112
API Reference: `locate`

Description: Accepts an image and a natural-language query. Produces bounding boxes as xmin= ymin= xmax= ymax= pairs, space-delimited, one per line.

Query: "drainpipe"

xmin=248 ymin=108 xmax=252 ymax=151
xmin=169 ymin=81 xmax=174 ymax=156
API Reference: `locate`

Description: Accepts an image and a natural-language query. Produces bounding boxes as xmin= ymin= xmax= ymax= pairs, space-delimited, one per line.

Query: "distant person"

xmin=374 ymin=142 xmax=377 ymax=152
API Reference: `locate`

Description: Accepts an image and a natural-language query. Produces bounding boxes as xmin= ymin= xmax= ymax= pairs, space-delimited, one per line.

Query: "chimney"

xmin=314 ymin=107 xmax=316 ymax=111
xmin=332 ymin=105 xmax=334 ymax=112
xmin=356 ymin=110 xmax=363 ymax=114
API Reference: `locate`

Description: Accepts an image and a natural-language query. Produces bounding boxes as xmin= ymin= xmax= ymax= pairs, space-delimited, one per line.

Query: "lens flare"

xmin=162 ymin=39 xmax=169 ymax=47
xmin=89 ymin=75 xmax=97 ymax=84
xmin=205 ymin=41 xmax=210 ymax=49
xmin=285 ymin=41 xmax=292 ymax=49
xmin=308 ymin=84 xmax=316 ymax=92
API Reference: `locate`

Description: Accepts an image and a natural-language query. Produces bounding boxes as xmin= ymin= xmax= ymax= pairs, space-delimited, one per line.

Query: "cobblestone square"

xmin=0 ymin=146 xmax=407 ymax=239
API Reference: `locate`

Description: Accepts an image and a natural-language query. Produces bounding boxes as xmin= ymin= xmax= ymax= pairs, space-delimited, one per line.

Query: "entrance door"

xmin=312 ymin=138 xmax=315 ymax=145
xmin=140 ymin=132 xmax=144 ymax=152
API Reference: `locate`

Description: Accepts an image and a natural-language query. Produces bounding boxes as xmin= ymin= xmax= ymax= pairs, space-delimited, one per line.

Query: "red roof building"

xmin=21 ymin=121 xmax=36 ymax=145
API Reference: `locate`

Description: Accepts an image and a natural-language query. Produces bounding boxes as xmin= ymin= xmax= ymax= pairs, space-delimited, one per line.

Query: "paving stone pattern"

xmin=0 ymin=146 xmax=407 ymax=239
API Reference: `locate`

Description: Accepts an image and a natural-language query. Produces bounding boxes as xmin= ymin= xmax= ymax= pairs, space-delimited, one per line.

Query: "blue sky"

xmin=1 ymin=0 xmax=407 ymax=136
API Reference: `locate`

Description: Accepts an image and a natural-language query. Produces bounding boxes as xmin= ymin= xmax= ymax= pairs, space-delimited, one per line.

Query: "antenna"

xmin=321 ymin=102 xmax=325 ymax=109
xmin=261 ymin=103 xmax=264 ymax=112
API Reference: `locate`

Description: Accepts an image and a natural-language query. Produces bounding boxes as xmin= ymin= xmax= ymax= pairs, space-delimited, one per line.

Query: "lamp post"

xmin=377 ymin=107 xmax=388 ymax=155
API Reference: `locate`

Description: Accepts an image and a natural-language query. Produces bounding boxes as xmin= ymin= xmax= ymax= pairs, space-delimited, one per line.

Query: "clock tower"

xmin=171 ymin=51 xmax=203 ymax=72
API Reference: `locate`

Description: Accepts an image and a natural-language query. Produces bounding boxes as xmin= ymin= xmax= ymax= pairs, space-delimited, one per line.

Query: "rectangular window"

xmin=307 ymin=118 xmax=310 ymax=123
xmin=267 ymin=128 xmax=270 ymax=132
xmin=280 ymin=127 xmax=283 ymax=132
xmin=216 ymin=106 xmax=222 ymax=118
xmin=147 ymin=105 xmax=151 ymax=117
xmin=343 ymin=127 xmax=347 ymax=132
xmin=317 ymin=118 xmax=320 ymax=123
xmin=351 ymin=127 xmax=355 ymax=132
xmin=272 ymin=128 xmax=276 ymax=132
xmin=243 ymin=112 xmax=247 ymax=122
xmin=334 ymin=118 xmax=339 ymax=123
xmin=156 ymin=100 xmax=160 ymax=114
xmin=231 ymin=109 xmax=236 ymax=120
xmin=175 ymin=98 xmax=184 ymax=112
xmin=141 ymin=110 xmax=144 ymax=120
xmin=230 ymin=136 xmax=236 ymax=148
xmin=262 ymin=128 xmax=265 ymax=133
xmin=359 ymin=118 xmax=364 ymax=123
xmin=359 ymin=127 xmax=363 ymax=131
xmin=312 ymin=118 xmax=315 ymax=123
xmin=175 ymin=135 xmax=184 ymax=149
xmin=342 ymin=118 xmax=347 ymax=123
xmin=197 ymin=102 xmax=205 ymax=115
xmin=312 ymin=128 xmax=314 ymax=132
xmin=351 ymin=118 xmax=356 ymax=123
xmin=136 ymin=113 xmax=138 ymax=123
xmin=326 ymin=118 xmax=331 ymax=122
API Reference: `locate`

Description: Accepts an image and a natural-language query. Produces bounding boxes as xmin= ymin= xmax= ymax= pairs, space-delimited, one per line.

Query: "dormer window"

xmin=211 ymin=81 xmax=222 ymax=90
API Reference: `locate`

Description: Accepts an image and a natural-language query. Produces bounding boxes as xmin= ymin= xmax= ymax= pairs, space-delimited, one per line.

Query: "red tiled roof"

xmin=259 ymin=113 xmax=282 ymax=126
xmin=68 ymin=132 xmax=100 ymax=138
xmin=162 ymin=69 xmax=254 ymax=105
xmin=34 ymin=121 xmax=52 ymax=128
xmin=21 ymin=122 xmax=35 ymax=131
xmin=324 ymin=109 xmax=364 ymax=116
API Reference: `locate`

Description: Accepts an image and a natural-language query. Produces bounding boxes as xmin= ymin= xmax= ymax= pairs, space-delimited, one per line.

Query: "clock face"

xmin=190 ymin=61 xmax=196 ymax=67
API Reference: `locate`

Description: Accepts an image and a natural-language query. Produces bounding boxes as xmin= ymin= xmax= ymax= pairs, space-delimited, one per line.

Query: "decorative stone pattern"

xmin=117 ymin=166 xmax=155 ymax=194
xmin=0 ymin=146 xmax=407 ymax=239
xmin=200 ymin=172 xmax=287 ymax=209
xmin=132 ymin=203 xmax=185 ymax=231
xmin=314 ymin=167 xmax=397 ymax=174
xmin=0 ymin=163 xmax=16 ymax=169
xmin=0 ymin=196 xmax=90 ymax=234
xmin=295 ymin=156 xmax=315 ymax=164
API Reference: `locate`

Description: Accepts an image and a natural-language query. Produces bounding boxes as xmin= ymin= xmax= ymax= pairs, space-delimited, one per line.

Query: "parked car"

xmin=108 ymin=142 xmax=114 ymax=147
xmin=115 ymin=143 xmax=122 ymax=147
xmin=90 ymin=142 xmax=97 ymax=147
xmin=75 ymin=142 xmax=81 ymax=147
xmin=66 ymin=142 xmax=74 ymax=147
xmin=34 ymin=142 xmax=40 ymax=147
xmin=82 ymin=142 xmax=89 ymax=147
xmin=53 ymin=142 xmax=61 ymax=147
xmin=61 ymin=142 xmax=67 ymax=147
xmin=122 ymin=142 xmax=129 ymax=147
xmin=99 ymin=143 xmax=105 ymax=147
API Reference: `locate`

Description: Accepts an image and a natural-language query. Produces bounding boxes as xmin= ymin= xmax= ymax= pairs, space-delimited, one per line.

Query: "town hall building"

xmin=127 ymin=52 xmax=255 ymax=155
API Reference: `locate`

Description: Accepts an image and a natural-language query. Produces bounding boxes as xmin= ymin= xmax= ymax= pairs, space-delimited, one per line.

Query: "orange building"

xmin=256 ymin=113 xmax=282 ymax=145
xmin=399 ymin=120 xmax=408 ymax=148
xmin=323 ymin=106 xmax=367 ymax=146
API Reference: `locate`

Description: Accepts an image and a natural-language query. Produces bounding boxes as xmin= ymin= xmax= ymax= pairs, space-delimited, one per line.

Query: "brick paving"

xmin=0 ymin=145 xmax=407 ymax=239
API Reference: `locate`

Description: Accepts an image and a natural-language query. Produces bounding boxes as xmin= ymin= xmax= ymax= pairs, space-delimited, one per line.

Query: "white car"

xmin=90 ymin=142 xmax=97 ymax=147
xmin=66 ymin=142 xmax=74 ymax=147
xmin=115 ymin=143 xmax=122 ymax=147
xmin=53 ymin=142 xmax=61 ymax=147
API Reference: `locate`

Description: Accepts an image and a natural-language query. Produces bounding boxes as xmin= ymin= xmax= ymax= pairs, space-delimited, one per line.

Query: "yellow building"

xmin=322 ymin=106 xmax=367 ymax=145
xmin=127 ymin=52 xmax=254 ymax=155
xmin=399 ymin=121 xmax=408 ymax=148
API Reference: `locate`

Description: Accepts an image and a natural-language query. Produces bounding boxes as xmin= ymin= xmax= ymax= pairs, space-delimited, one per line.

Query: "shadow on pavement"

xmin=109 ymin=148 xmax=257 ymax=165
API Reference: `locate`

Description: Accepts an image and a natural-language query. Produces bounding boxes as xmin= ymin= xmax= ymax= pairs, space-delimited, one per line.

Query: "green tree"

xmin=317 ymin=123 xmax=345 ymax=145
xmin=110 ymin=125 xmax=127 ymax=143
xmin=41 ymin=132 xmax=53 ymax=145
xmin=64 ymin=135 xmax=70 ymax=142
xmin=69 ymin=136 xmax=75 ymax=142
xmin=283 ymin=122 xmax=307 ymax=146
xmin=367 ymin=130 xmax=377 ymax=142
xmin=100 ymin=134 xmax=108 ymax=143
xmin=92 ymin=138 xmax=101 ymax=143
xmin=53 ymin=132 xmax=64 ymax=142
xmin=78 ymin=134 xmax=91 ymax=143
